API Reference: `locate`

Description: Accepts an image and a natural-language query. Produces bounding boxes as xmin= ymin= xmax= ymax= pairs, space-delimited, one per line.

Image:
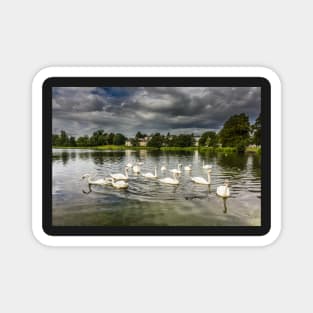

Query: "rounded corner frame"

xmin=32 ymin=66 xmax=281 ymax=247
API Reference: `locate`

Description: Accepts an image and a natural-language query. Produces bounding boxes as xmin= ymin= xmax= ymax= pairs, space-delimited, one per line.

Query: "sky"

xmin=52 ymin=86 xmax=261 ymax=137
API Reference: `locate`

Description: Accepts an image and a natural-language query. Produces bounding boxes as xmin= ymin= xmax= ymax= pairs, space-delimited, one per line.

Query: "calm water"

xmin=52 ymin=149 xmax=261 ymax=226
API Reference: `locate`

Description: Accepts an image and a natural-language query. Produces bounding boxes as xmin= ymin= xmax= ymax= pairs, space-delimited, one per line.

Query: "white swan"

xmin=202 ymin=160 xmax=212 ymax=169
xmin=81 ymin=174 xmax=111 ymax=186
xmin=110 ymin=167 xmax=129 ymax=181
xmin=126 ymin=162 xmax=133 ymax=168
xmin=142 ymin=166 xmax=158 ymax=178
xmin=161 ymin=164 xmax=167 ymax=171
xmin=133 ymin=164 xmax=141 ymax=173
xmin=170 ymin=163 xmax=182 ymax=174
xmin=184 ymin=164 xmax=192 ymax=171
xmin=111 ymin=179 xmax=129 ymax=189
xmin=191 ymin=169 xmax=212 ymax=185
xmin=137 ymin=161 xmax=144 ymax=166
xmin=159 ymin=172 xmax=179 ymax=185
xmin=105 ymin=177 xmax=129 ymax=189
xmin=216 ymin=180 xmax=230 ymax=198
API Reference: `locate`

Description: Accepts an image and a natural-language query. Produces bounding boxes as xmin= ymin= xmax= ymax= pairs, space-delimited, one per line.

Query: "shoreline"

xmin=53 ymin=145 xmax=261 ymax=153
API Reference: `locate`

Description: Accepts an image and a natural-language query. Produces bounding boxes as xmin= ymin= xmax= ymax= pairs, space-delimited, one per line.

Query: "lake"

xmin=52 ymin=149 xmax=261 ymax=226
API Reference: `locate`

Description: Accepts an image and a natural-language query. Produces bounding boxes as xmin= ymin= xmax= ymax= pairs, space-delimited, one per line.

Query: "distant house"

xmin=125 ymin=137 xmax=150 ymax=147
xmin=138 ymin=137 xmax=149 ymax=146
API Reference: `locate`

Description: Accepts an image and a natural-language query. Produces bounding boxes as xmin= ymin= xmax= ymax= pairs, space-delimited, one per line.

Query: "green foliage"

xmin=52 ymin=131 xmax=73 ymax=146
xmin=251 ymin=113 xmax=261 ymax=145
xmin=135 ymin=131 xmax=147 ymax=139
xmin=174 ymin=134 xmax=195 ymax=147
xmin=113 ymin=133 xmax=126 ymax=145
xmin=76 ymin=135 xmax=89 ymax=146
xmin=147 ymin=133 xmax=163 ymax=148
xmin=69 ymin=136 xmax=76 ymax=146
xmin=219 ymin=113 xmax=250 ymax=148
xmin=129 ymin=138 xmax=138 ymax=146
xmin=199 ymin=131 xmax=218 ymax=147
xmin=236 ymin=140 xmax=247 ymax=153
xmin=199 ymin=146 xmax=236 ymax=153
xmin=160 ymin=146 xmax=198 ymax=151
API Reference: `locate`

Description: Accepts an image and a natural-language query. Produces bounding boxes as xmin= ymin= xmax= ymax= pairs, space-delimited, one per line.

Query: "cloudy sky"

xmin=52 ymin=86 xmax=260 ymax=137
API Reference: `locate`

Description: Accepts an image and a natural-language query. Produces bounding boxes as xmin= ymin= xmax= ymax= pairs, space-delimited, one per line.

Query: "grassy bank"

xmin=53 ymin=145 xmax=261 ymax=153
xmin=53 ymin=145 xmax=158 ymax=150
xmin=160 ymin=146 xmax=198 ymax=151
xmin=245 ymin=146 xmax=261 ymax=154
xmin=199 ymin=146 xmax=237 ymax=153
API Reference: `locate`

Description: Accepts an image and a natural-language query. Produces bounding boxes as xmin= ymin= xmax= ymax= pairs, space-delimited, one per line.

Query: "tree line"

xmin=52 ymin=113 xmax=261 ymax=151
xmin=52 ymin=130 xmax=126 ymax=147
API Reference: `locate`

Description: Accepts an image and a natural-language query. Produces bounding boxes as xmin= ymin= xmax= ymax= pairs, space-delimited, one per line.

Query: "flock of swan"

xmin=82 ymin=159 xmax=230 ymax=199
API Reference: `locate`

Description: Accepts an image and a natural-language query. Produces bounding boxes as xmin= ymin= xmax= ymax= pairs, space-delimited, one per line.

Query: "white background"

xmin=0 ymin=0 xmax=311 ymax=312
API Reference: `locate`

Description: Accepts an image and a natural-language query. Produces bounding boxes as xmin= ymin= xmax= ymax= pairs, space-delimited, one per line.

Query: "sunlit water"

xmin=52 ymin=149 xmax=261 ymax=226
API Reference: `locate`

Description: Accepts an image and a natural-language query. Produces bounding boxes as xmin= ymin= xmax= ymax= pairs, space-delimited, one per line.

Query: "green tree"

xmin=164 ymin=132 xmax=171 ymax=146
xmin=219 ymin=113 xmax=250 ymax=151
xmin=199 ymin=131 xmax=218 ymax=147
xmin=130 ymin=138 xmax=139 ymax=146
xmin=113 ymin=133 xmax=126 ymax=145
xmin=251 ymin=114 xmax=261 ymax=145
xmin=77 ymin=135 xmax=90 ymax=146
xmin=175 ymin=134 xmax=195 ymax=147
xmin=107 ymin=133 xmax=115 ymax=145
xmin=135 ymin=131 xmax=145 ymax=139
xmin=59 ymin=130 xmax=70 ymax=146
xmin=52 ymin=134 xmax=60 ymax=146
xmin=69 ymin=136 xmax=76 ymax=146
xmin=147 ymin=133 xmax=163 ymax=148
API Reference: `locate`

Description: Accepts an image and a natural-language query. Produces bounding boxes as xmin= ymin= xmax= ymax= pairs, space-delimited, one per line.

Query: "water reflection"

xmin=52 ymin=149 xmax=261 ymax=226
xmin=216 ymin=152 xmax=247 ymax=171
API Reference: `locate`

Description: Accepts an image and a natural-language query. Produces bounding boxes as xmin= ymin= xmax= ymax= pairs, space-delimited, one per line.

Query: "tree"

xmin=135 ymin=131 xmax=145 ymax=139
xmin=199 ymin=131 xmax=218 ymax=147
xmin=69 ymin=136 xmax=76 ymax=146
xmin=175 ymin=134 xmax=195 ymax=147
xmin=52 ymin=134 xmax=60 ymax=146
xmin=219 ymin=113 xmax=250 ymax=151
xmin=130 ymin=138 xmax=139 ymax=146
xmin=59 ymin=130 xmax=70 ymax=146
xmin=164 ymin=132 xmax=171 ymax=146
xmin=113 ymin=133 xmax=126 ymax=145
xmin=76 ymin=135 xmax=90 ymax=146
xmin=251 ymin=114 xmax=261 ymax=146
xmin=107 ymin=133 xmax=115 ymax=145
xmin=147 ymin=133 xmax=163 ymax=148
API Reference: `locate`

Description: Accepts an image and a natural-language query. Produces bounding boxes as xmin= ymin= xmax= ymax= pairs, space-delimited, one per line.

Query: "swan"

xmin=161 ymin=164 xmax=167 ymax=171
xmin=184 ymin=164 xmax=192 ymax=171
xmin=133 ymin=164 xmax=141 ymax=173
xmin=137 ymin=161 xmax=144 ymax=166
xmin=111 ymin=179 xmax=129 ymax=189
xmin=110 ymin=167 xmax=129 ymax=181
xmin=170 ymin=163 xmax=182 ymax=174
xmin=202 ymin=160 xmax=212 ymax=169
xmin=81 ymin=174 xmax=111 ymax=186
xmin=104 ymin=177 xmax=129 ymax=189
xmin=126 ymin=162 xmax=133 ymax=168
xmin=191 ymin=169 xmax=212 ymax=185
xmin=216 ymin=180 xmax=230 ymax=198
xmin=142 ymin=166 xmax=158 ymax=178
xmin=159 ymin=172 xmax=179 ymax=185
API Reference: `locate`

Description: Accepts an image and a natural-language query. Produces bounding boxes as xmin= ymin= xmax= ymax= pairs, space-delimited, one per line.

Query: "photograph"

xmin=52 ymin=86 xmax=261 ymax=227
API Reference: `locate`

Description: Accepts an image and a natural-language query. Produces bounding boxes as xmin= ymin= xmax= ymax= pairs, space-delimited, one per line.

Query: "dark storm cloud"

xmin=52 ymin=86 xmax=260 ymax=137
